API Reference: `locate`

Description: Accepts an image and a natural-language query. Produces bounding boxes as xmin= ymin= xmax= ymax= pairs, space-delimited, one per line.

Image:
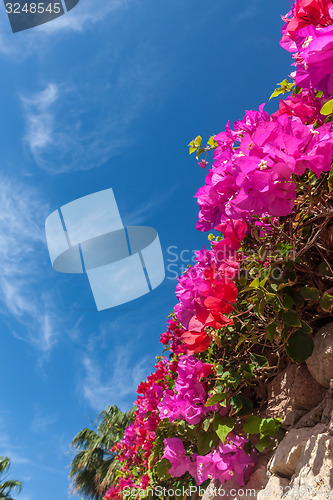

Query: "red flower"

xmin=181 ymin=330 xmax=212 ymax=354
xmin=281 ymin=0 xmax=333 ymax=47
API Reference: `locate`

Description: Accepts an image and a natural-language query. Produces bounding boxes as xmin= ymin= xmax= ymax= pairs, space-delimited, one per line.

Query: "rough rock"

xmin=269 ymin=424 xmax=327 ymax=478
xmin=266 ymin=364 xmax=325 ymax=420
xmin=306 ymin=323 xmax=333 ymax=388
xmin=257 ymin=475 xmax=290 ymax=500
xmin=286 ymin=431 xmax=333 ymax=499
xmin=295 ymin=387 xmax=333 ymax=429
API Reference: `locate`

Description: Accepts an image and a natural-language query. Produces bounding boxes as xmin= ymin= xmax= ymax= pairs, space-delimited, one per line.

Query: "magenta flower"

xmin=295 ymin=24 xmax=333 ymax=95
xmin=195 ymin=108 xmax=333 ymax=230
xmin=157 ymin=392 xmax=183 ymax=422
xmin=272 ymin=89 xmax=326 ymax=125
xmin=162 ymin=438 xmax=192 ymax=477
xmin=190 ymin=434 xmax=258 ymax=486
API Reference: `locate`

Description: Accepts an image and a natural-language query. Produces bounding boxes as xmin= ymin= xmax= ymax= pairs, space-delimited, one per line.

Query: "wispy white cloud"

xmin=40 ymin=0 xmax=130 ymax=33
xmin=122 ymin=185 xmax=178 ymax=226
xmin=81 ymin=344 xmax=150 ymax=411
xmin=31 ymin=410 xmax=58 ymax=434
xmin=0 ymin=175 xmax=59 ymax=356
xmin=21 ymin=80 xmax=127 ymax=172
xmin=0 ymin=417 xmax=34 ymax=467
xmin=20 ymin=83 xmax=59 ymax=159
xmin=0 ymin=416 xmax=63 ymax=477
xmin=20 ymin=50 xmax=168 ymax=173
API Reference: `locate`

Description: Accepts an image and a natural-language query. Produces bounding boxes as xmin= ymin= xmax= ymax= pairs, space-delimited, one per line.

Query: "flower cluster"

xmin=103 ymin=2 xmax=333 ymax=499
xmin=281 ymin=0 xmax=333 ymax=95
xmin=163 ymin=435 xmax=257 ymax=486
xmin=106 ymin=359 xmax=171 ymax=498
xmin=174 ymin=220 xmax=246 ymax=350
xmin=272 ymin=88 xmax=326 ymax=125
xmin=196 ymin=111 xmax=333 ymax=231
xmin=159 ymin=319 xmax=188 ymax=355
xmin=158 ymin=355 xmax=225 ymax=425
xmin=281 ymin=0 xmax=333 ymax=52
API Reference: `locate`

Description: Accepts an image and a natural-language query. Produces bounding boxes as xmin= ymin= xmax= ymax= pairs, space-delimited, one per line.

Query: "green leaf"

xmin=286 ymin=330 xmax=314 ymax=363
xmin=216 ymin=365 xmax=224 ymax=377
xmin=290 ymin=290 xmax=305 ymax=308
xmin=319 ymin=293 xmax=333 ymax=312
xmin=203 ymin=418 xmax=211 ymax=432
xmin=299 ymin=320 xmax=312 ymax=334
xmin=259 ymin=274 xmax=269 ymax=288
xmin=196 ymin=146 xmax=206 ymax=159
xmin=318 ymin=262 xmax=333 ymax=276
xmin=250 ymin=352 xmax=268 ymax=368
xmin=266 ymin=321 xmax=277 ymax=342
xmin=269 ymin=79 xmax=294 ymax=100
xmin=269 ymin=88 xmax=284 ymax=100
xmin=236 ymin=396 xmax=254 ymax=417
xmin=259 ymin=418 xmax=281 ymax=437
xmin=255 ymin=436 xmax=271 ymax=452
xmin=301 ymin=287 xmax=320 ymax=301
xmin=229 ymin=395 xmax=243 ymax=414
xmin=282 ymin=294 xmax=294 ymax=310
xmin=243 ymin=415 xmax=261 ymax=435
xmin=249 ymin=277 xmax=260 ymax=289
xmin=282 ymin=309 xmax=301 ymax=327
xmin=197 ymin=433 xmax=216 ymax=455
xmin=205 ymin=393 xmax=226 ymax=407
xmin=188 ymin=135 xmax=202 ymax=154
xmin=316 ymin=90 xmax=324 ymax=98
xmin=156 ymin=458 xmax=171 ymax=479
xmin=220 ymin=369 xmax=241 ymax=389
xmin=207 ymin=136 xmax=218 ymax=148
xmin=321 ymin=98 xmax=333 ymax=115
xmin=213 ymin=415 xmax=235 ymax=444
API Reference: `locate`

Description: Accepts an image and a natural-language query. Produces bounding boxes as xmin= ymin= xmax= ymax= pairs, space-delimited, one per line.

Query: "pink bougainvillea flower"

xmin=190 ymin=434 xmax=257 ymax=486
xmin=214 ymin=219 xmax=248 ymax=240
xmin=272 ymin=89 xmax=325 ymax=124
xmin=195 ymin=108 xmax=333 ymax=230
xmin=181 ymin=330 xmax=212 ymax=354
xmin=280 ymin=0 xmax=333 ymax=51
xmin=162 ymin=438 xmax=192 ymax=477
xmin=295 ymin=24 xmax=333 ymax=95
xmin=281 ymin=0 xmax=333 ymax=47
xmin=198 ymin=159 xmax=208 ymax=169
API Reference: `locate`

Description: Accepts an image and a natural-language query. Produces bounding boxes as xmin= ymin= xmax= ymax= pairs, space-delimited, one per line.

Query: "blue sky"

xmin=0 ymin=1 xmax=292 ymax=499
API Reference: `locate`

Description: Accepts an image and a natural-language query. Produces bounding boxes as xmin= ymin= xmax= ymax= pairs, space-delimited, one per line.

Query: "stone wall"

xmin=202 ymin=323 xmax=333 ymax=500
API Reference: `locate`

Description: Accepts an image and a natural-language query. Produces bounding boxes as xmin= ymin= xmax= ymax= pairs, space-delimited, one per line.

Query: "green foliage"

xmin=108 ymin=129 xmax=333 ymax=499
xmin=286 ymin=330 xmax=314 ymax=363
xmin=320 ymin=98 xmax=333 ymax=115
xmin=0 ymin=457 xmax=22 ymax=500
xmin=205 ymin=393 xmax=226 ymax=406
xmin=269 ymin=79 xmax=294 ymax=100
xmin=69 ymin=406 xmax=133 ymax=500
xmin=213 ymin=415 xmax=235 ymax=444
xmin=320 ymin=293 xmax=333 ymax=311
xmin=243 ymin=416 xmax=281 ymax=451
xmin=156 ymin=459 xmax=171 ymax=480
xmin=188 ymin=134 xmax=218 ymax=160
